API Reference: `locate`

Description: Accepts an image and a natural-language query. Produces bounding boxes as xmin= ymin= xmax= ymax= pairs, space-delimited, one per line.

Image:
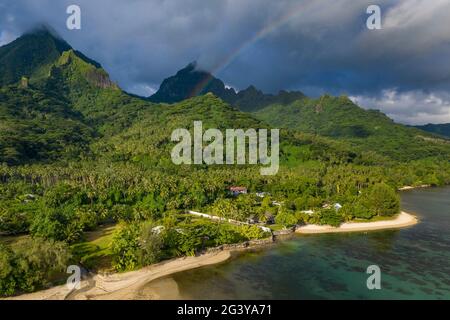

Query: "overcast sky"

xmin=1 ymin=0 xmax=450 ymax=124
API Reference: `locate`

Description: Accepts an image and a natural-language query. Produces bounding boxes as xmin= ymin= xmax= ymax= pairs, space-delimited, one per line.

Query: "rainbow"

xmin=190 ymin=1 xmax=314 ymax=97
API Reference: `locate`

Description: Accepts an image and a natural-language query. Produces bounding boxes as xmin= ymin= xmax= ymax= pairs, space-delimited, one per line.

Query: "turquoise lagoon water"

xmin=167 ymin=187 xmax=450 ymax=299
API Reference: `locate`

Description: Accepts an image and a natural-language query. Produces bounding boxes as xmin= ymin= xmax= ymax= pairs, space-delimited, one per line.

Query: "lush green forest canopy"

xmin=1 ymin=28 xmax=449 ymax=296
xmin=253 ymin=95 xmax=450 ymax=162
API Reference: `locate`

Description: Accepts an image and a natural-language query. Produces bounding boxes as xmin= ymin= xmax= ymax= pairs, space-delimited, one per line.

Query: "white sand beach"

xmin=296 ymin=211 xmax=418 ymax=234
xmin=5 ymin=250 xmax=231 ymax=300
xmin=398 ymin=185 xmax=430 ymax=191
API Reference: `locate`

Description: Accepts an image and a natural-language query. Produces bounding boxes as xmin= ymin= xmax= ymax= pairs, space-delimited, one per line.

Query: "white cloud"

xmin=0 ymin=30 xmax=17 ymax=46
xmin=124 ymin=83 xmax=158 ymax=97
xmin=350 ymin=90 xmax=450 ymax=125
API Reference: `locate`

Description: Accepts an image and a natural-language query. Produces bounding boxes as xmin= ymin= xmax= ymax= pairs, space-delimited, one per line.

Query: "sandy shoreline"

xmin=398 ymin=185 xmax=430 ymax=191
xmin=295 ymin=211 xmax=418 ymax=234
xmin=5 ymin=250 xmax=231 ymax=300
xmin=5 ymin=211 xmax=418 ymax=300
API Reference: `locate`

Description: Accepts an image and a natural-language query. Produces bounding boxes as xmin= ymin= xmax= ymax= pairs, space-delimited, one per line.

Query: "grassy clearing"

xmin=70 ymin=224 xmax=118 ymax=272
xmin=267 ymin=224 xmax=285 ymax=231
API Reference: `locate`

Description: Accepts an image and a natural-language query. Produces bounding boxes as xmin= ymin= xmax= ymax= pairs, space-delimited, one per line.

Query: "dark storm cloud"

xmin=1 ymin=0 xmax=450 ymax=124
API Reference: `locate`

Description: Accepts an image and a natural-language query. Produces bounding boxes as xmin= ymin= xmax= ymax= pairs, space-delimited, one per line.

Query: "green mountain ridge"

xmin=97 ymin=93 xmax=364 ymax=169
xmin=253 ymin=95 xmax=450 ymax=161
xmin=0 ymin=27 xmax=104 ymax=87
xmin=414 ymin=123 xmax=450 ymax=138
xmin=147 ymin=60 xmax=450 ymax=163
xmin=149 ymin=62 xmax=305 ymax=111
xmin=0 ymin=28 xmax=154 ymax=164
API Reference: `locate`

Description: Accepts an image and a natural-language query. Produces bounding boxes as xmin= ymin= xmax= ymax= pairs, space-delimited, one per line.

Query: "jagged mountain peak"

xmin=20 ymin=24 xmax=72 ymax=55
xmin=149 ymin=61 xmax=236 ymax=104
xmin=24 ymin=23 xmax=64 ymax=39
xmin=176 ymin=61 xmax=198 ymax=74
xmin=149 ymin=63 xmax=305 ymax=111
xmin=0 ymin=27 xmax=107 ymax=89
xmin=240 ymin=85 xmax=259 ymax=93
xmin=0 ymin=26 xmax=72 ymax=86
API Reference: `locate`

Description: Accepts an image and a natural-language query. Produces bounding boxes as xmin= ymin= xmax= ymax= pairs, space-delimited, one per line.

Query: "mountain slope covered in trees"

xmin=414 ymin=123 xmax=450 ymax=138
xmin=0 ymin=28 xmax=156 ymax=165
xmin=253 ymin=95 xmax=450 ymax=161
